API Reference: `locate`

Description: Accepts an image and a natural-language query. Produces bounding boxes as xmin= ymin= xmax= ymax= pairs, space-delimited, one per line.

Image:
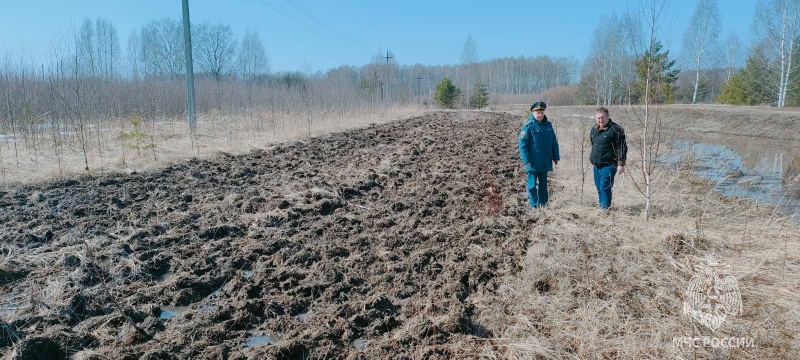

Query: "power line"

xmin=415 ymin=76 xmax=422 ymax=104
xmin=182 ymin=0 xmax=196 ymax=132
xmin=383 ymin=50 xmax=393 ymax=101
xmin=256 ymin=0 xmax=370 ymax=55
xmin=383 ymin=50 xmax=393 ymax=65
xmin=283 ymin=0 xmax=374 ymax=52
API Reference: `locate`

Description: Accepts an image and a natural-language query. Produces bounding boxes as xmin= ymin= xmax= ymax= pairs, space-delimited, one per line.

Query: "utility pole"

xmin=382 ymin=50 xmax=393 ymax=102
xmin=182 ymin=0 xmax=197 ymax=132
xmin=415 ymin=76 xmax=422 ymax=105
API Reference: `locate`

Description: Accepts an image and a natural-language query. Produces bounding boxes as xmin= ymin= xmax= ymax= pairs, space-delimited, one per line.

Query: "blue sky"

xmin=0 ymin=0 xmax=756 ymax=73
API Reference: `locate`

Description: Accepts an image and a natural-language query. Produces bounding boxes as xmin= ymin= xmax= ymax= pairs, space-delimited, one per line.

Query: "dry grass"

xmin=0 ymin=106 xmax=797 ymax=358
xmin=492 ymin=94 xmax=539 ymax=107
xmin=473 ymin=174 xmax=800 ymax=358
xmin=0 ymin=105 xmax=429 ymax=185
xmin=464 ymin=105 xmax=800 ymax=359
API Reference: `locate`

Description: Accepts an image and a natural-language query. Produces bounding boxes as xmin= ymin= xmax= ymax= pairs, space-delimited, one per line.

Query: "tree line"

xmin=577 ymin=0 xmax=800 ymax=107
xmin=0 ymin=16 xmax=578 ymax=135
xmin=2 ymin=0 xmax=798 ymax=149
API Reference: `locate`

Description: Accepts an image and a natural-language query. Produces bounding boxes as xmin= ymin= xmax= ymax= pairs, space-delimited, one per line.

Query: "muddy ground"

xmin=0 ymin=112 xmax=545 ymax=359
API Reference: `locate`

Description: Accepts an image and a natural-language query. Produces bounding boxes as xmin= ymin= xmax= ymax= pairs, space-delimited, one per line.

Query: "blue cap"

xmin=530 ymin=101 xmax=547 ymax=111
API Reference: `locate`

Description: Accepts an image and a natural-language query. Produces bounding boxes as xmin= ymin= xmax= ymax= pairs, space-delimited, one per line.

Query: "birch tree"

xmin=460 ymin=34 xmax=479 ymax=107
xmin=752 ymin=0 xmax=800 ymax=107
xmin=681 ymin=0 xmax=721 ymax=103
xmin=581 ymin=13 xmax=636 ymax=105
xmin=625 ymin=0 xmax=672 ymax=219
xmin=95 ymin=18 xmax=120 ymax=79
xmin=127 ymin=30 xmax=141 ymax=79
xmin=237 ymin=29 xmax=269 ymax=81
xmin=78 ymin=19 xmax=97 ymax=77
xmin=238 ymin=29 xmax=269 ymax=136
xmin=723 ymin=32 xmax=744 ymax=82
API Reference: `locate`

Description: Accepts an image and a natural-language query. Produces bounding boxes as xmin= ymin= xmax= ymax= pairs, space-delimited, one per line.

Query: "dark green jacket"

xmin=518 ymin=115 xmax=560 ymax=172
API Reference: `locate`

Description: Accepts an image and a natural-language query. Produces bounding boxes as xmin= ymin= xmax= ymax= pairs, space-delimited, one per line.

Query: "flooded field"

xmin=664 ymin=134 xmax=800 ymax=221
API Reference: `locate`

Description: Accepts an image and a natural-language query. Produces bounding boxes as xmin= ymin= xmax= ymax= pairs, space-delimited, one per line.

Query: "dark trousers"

xmin=593 ymin=165 xmax=617 ymax=209
xmin=526 ymin=171 xmax=549 ymax=208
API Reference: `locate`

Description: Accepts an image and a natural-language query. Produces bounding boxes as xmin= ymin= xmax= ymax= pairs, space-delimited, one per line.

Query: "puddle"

xmin=0 ymin=302 xmax=23 ymax=317
xmin=352 ymin=338 xmax=368 ymax=351
xmin=663 ymin=139 xmax=800 ymax=220
xmin=157 ymin=272 xmax=175 ymax=283
xmin=0 ymin=303 xmax=21 ymax=311
xmin=159 ymin=306 xmax=188 ymax=319
xmin=198 ymin=305 xmax=218 ymax=312
xmin=295 ymin=310 xmax=312 ymax=322
xmin=158 ymin=282 xmax=222 ymax=320
xmin=245 ymin=334 xmax=280 ymax=347
xmin=159 ymin=304 xmax=217 ymax=319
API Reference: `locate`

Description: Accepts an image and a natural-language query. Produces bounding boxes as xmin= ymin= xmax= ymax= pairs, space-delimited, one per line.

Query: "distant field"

xmin=0 ymin=105 xmax=428 ymax=186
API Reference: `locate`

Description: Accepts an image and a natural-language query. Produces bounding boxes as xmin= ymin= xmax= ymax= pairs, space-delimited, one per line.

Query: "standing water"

xmin=663 ymin=136 xmax=799 ymax=221
xmin=245 ymin=334 xmax=280 ymax=347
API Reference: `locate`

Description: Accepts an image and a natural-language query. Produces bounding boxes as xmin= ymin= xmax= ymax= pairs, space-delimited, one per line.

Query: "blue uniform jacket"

xmin=518 ymin=115 xmax=560 ymax=172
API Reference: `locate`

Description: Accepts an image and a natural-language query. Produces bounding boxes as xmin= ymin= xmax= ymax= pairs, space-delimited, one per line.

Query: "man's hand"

xmin=553 ymin=160 xmax=559 ymax=166
xmin=618 ymin=165 xmax=625 ymax=174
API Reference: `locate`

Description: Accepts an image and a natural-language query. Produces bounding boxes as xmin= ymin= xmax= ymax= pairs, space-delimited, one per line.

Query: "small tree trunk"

xmin=4 ymin=74 xmax=19 ymax=168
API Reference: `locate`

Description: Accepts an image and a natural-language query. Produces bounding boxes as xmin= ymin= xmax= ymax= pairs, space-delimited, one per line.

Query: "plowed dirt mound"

xmin=0 ymin=112 xmax=542 ymax=359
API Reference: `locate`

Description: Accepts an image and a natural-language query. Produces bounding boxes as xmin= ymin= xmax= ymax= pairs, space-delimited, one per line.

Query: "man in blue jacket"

xmin=518 ymin=101 xmax=560 ymax=208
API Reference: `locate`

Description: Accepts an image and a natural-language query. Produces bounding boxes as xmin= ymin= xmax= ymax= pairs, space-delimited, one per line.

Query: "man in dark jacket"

xmin=589 ymin=107 xmax=627 ymax=210
xmin=518 ymin=101 xmax=560 ymax=208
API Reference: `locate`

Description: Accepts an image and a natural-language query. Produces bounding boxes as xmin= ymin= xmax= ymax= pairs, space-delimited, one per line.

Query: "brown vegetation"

xmin=0 ymin=109 xmax=798 ymax=359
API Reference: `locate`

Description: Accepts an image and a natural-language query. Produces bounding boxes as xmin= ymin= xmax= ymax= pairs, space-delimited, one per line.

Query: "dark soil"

xmin=0 ymin=112 xmax=547 ymax=359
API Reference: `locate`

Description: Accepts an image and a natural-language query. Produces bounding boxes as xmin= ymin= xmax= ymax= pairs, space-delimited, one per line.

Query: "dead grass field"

xmin=476 ymin=104 xmax=800 ymax=358
xmin=0 ymin=105 xmax=428 ymax=186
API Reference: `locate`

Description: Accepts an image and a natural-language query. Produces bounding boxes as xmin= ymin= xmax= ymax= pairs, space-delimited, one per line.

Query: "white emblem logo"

xmin=682 ymin=256 xmax=742 ymax=331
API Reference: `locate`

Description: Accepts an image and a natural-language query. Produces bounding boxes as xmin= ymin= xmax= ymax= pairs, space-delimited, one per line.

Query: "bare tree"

xmin=2 ymin=55 xmax=19 ymax=167
xmin=49 ymin=24 xmax=92 ymax=171
xmin=237 ymin=29 xmax=269 ymax=139
xmin=194 ymin=22 xmax=237 ymax=82
xmin=78 ymin=18 xmax=97 ymax=77
xmin=95 ymin=18 xmax=120 ymax=80
xmin=0 ymin=69 xmax=5 ymax=180
xmin=460 ymin=34 xmax=478 ymax=65
xmin=140 ymin=18 xmax=185 ymax=78
xmin=581 ymin=13 xmax=636 ymax=105
xmin=460 ymin=34 xmax=479 ymax=107
xmin=127 ymin=29 xmax=142 ymax=79
xmin=301 ymin=59 xmax=313 ymax=136
xmin=681 ymin=0 xmax=722 ymax=104
xmin=752 ymin=0 xmax=800 ymax=107
xmin=237 ymin=29 xmax=269 ymax=81
xmin=723 ymin=31 xmax=744 ymax=81
xmin=625 ymin=0 xmax=671 ymax=218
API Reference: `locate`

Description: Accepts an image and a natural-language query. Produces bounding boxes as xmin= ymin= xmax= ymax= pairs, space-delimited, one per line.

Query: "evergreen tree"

xmin=717 ymin=70 xmax=754 ymax=105
xmin=469 ymin=83 xmax=490 ymax=108
xmin=434 ymin=77 xmax=460 ymax=108
xmin=717 ymin=47 xmax=773 ymax=105
xmin=787 ymin=42 xmax=800 ymax=107
xmin=632 ymin=41 xmax=680 ymax=104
